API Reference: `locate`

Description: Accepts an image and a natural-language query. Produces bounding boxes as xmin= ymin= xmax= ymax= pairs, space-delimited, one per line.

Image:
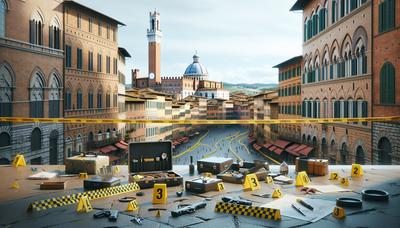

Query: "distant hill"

xmin=224 ymin=82 xmax=277 ymax=95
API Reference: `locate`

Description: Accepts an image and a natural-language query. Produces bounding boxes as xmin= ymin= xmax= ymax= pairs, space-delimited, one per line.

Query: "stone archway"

xmin=378 ymin=137 xmax=392 ymax=165
xmin=355 ymin=145 xmax=365 ymax=164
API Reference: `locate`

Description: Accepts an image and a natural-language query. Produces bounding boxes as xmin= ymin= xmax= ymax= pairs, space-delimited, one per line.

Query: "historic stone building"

xmin=291 ymin=0 xmax=372 ymax=164
xmin=131 ymin=11 xmax=229 ymax=100
xmin=371 ymin=0 xmax=399 ymax=164
xmin=63 ymin=1 xmax=124 ymax=157
xmin=274 ymin=55 xmax=303 ymax=143
xmin=0 ymin=0 xmax=64 ymax=164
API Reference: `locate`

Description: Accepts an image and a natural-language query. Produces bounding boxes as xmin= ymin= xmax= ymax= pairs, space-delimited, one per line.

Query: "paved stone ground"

xmin=172 ymin=125 xmax=266 ymax=166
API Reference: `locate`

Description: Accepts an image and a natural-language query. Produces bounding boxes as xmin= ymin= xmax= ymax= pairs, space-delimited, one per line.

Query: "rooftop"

xmin=273 ymin=55 xmax=303 ymax=68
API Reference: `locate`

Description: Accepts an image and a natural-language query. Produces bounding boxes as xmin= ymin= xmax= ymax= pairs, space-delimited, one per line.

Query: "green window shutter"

xmin=388 ymin=63 xmax=395 ymax=104
xmin=388 ymin=0 xmax=395 ymax=29
xmin=379 ymin=3 xmax=383 ymax=32
xmin=332 ymin=3 xmax=336 ymax=24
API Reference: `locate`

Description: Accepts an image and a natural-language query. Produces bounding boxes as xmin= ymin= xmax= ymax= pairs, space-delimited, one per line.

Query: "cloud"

xmin=77 ymin=0 xmax=301 ymax=84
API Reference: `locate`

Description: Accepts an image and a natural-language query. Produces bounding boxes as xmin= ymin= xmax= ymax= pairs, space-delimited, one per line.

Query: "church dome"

xmin=183 ymin=54 xmax=208 ymax=79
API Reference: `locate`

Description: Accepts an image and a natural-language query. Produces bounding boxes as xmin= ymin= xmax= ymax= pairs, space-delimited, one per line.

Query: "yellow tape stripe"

xmin=2 ymin=116 xmax=399 ymax=125
xmin=28 ymin=182 xmax=140 ymax=212
xmin=215 ymin=201 xmax=281 ymax=220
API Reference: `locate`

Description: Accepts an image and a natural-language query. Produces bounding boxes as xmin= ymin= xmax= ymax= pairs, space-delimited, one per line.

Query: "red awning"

xmin=274 ymin=140 xmax=291 ymax=149
xmin=108 ymin=156 xmax=120 ymax=162
xmin=286 ymin=144 xmax=301 ymax=156
xmin=120 ymin=140 xmax=128 ymax=146
xmin=115 ymin=142 xmax=128 ymax=150
xmin=299 ymin=146 xmax=314 ymax=156
xmin=263 ymin=143 xmax=272 ymax=149
xmin=269 ymin=146 xmax=277 ymax=151
xmin=274 ymin=148 xmax=283 ymax=155
xmin=293 ymin=144 xmax=308 ymax=153
xmin=100 ymin=145 xmax=118 ymax=154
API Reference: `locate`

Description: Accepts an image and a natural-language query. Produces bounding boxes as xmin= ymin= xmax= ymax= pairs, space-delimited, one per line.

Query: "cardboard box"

xmin=128 ymin=141 xmax=183 ymax=189
xmin=197 ymin=157 xmax=233 ymax=175
xmin=295 ymin=157 xmax=328 ymax=176
xmin=65 ymin=154 xmax=109 ymax=175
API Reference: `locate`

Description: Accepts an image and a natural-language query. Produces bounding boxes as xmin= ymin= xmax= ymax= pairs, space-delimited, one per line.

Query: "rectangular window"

xmin=66 ymin=45 xmax=72 ymax=68
xmin=77 ymin=48 xmax=82 ymax=69
xmin=89 ymin=17 xmax=93 ymax=33
xmin=113 ymin=58 xmax=118 ymax=74
xmin=106 ymin=25 xmax=110 ymax=39
xmin=88 ymin=51 xmax=94 ymax=71
xmin=113 ymin=28 xmax=117 ymax=41
xmin=378 ymin=0 xmax=395 ymax=33
xmin=106 ymin=56 xmax=111 ymax=73
xmin=98 ymin=19 xmax=102 ymax=36
xmin=97 ymin=54 xmax=102 ymax=72
xmin=77 ymin=13 xmax=82 ymax=29
xmin=88 ymin=92 xmax=93 ymax=109
xmin=49 ymin=100 xmax=60 ymax=118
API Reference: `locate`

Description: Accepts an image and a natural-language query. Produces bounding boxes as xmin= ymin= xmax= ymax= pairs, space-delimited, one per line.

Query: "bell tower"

xmin=147 ymin=11 xmax=162 ymax=85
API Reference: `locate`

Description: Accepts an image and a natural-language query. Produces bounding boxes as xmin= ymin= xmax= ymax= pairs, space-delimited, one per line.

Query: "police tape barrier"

xmin=28 ymin=182 xmax=140 ymax=212
xmin=215 ymin=201 xmax=281 ymax=220
xmin=1 ymin=116 xmax=400 ymax=125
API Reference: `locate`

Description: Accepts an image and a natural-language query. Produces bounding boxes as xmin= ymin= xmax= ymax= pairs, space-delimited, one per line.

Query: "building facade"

xmin=274 ymin=56 xmax=303 ymax=143
xmin=253 ymin=91 xmax=279 ymax=145
xmin=371 ymin=0 xmax=400 ymax=164
xmin=0 ymin=0 xmax=64 ymax=164
xmin=292 ymin=0 xmax=372 ymax=164
xmin=63 ymin=1 xmax=124 ymax=157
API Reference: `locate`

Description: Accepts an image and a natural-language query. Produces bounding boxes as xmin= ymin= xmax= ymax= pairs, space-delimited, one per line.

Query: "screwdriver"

xmin=296 ymin=198 xmax=314 ymax=210
xmin=291 ymin=203 xmax=306 ymax=216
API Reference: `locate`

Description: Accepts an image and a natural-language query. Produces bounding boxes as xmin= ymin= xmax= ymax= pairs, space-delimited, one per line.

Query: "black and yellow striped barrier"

xmin=215 ymin=201 xmax=281 ymax=220
xmin=28 ymin=182 xmax=140 ymax=212
xmin=1 ymin=116 xmax=399 ymax=125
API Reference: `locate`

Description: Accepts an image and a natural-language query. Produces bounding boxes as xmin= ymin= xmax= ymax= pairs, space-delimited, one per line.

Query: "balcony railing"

xmin=0 ymin=37 xmax=64 ymax=57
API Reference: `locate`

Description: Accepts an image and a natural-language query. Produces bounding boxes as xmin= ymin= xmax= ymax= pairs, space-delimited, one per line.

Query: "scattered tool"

xmin=131 ymin=216 xmax=144 ymax=225
xmin=118 ymin=196 xmax=136 ymax=202
xmin=291 ymin=203 xmax=306 ymax=217
xmin=296 ymin=198 xmax=314 ymax=210
xmin=93 ymin=210 xmax=111 ymax=218
xmin=251 ymin=193 xmax=270 ymax=198
xmin=108 ymin=210 xmax=119 ymax=221
xmin=148 ymin=208 xmax=167 ymax=211
xmin=222 ymin=196 xmax=252 ymax=206
xmin=136 ymin=191 xmax=144 ymax=196
xmin=171 ymin=201 xmax=207 ymax=217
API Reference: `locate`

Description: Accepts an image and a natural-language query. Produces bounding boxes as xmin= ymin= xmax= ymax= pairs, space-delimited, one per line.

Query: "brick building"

xmin=0 ymin=0 xmax=64 ymax=165
xmin=371 ymin=0 xmax=400 ymax=164
xmin=274 ymin=55 xmax=303 ymax=143
xmin=291 ymin=0 xmax=372 ymax=164
xmin=63 ymin=0 xmax=124 ymax=157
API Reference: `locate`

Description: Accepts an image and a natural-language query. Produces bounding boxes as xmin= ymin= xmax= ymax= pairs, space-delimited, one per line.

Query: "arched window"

xmin=0 ymin=0 xmax=6 ymax=37
xmin=0 ymin=132 xmax=10 ymax=147
xmin=31 ymin=128 xmax=42 ymax=151
xmin=97 ymin=89 xmax=103 ymax=108
xmin=340 ymin=142 xmax=348 ymax=164
xmin=49 ymin=74 xmax=61 ymax=117
xmin=106 ymin=128 xmax=110 ymax=139
xmin=77 ymin=88 xmax=83 ymax=109
xmin=30 ymin=72 xmax=44 ymax=117
xmin=355 ymin=145 xmax=365 ymax=164
xmin=106 ymin=92 xmax=111 ymax=108
xmin=378 ymin=137 xmax=392 ymax=165
xmin=29 ymin=10 xmax=44 ymax=45
xmin=332 ymin=0 xmax=338 ymax=24
xmin=49 ymin=17 xmax=61 ymax=49
xmin=88 ymin=89 xmax=94 ymax=109
xmin=0 ymin=65 xmax=13 ymax=119
xmin=380 ymin=62 xmax=395 ymax=105
xmin=65 ymin=88 xmax=72 ymax=110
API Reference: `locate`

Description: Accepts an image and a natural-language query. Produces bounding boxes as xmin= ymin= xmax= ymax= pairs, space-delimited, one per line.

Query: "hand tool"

xmin=251 ymin=193 xmax=270 ymax=198
xmin=171 ymin=201 xmax=207 ymax=217
xmin=296 ymin=198 xmax=314 ymax=210
xmin=108 ymin=210 xmax=119 ymax=221
xmin=148 ymin=208 xmax=167 ymax=211
xmin=131 ymin=216 xmax=143 ymax=225
xmin=291 ymin=203 xmax=306 ymax=216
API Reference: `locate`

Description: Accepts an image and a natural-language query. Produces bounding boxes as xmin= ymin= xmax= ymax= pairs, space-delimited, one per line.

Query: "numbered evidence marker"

xmin=265 ymin=176 xmax=274 ymax=184
xmin=76 ymin=196 xmax=93 ymax=213
xmin=272 ymin=188 xmax=282 ymax=198
xmin=217 ymin=182 xmax=225 ymax=192
xmin=333 ymin=206 xmax=345 ymax=219
xmin=126 ymin=199 xmax=139 ymax=212
xmin=340 ymin=177 xmax=349 ymax=186
xmin=243 ymin=173 xmax=260 ymax=191
xmin=351 ymin=164 xmax=364 ymax=177
xmin=79 ymin=172 xmax=88 ymax=179
xmin=152 ymin=183 xmax=167 ymax=204
xmin=329 ymin=172 xmax=339 ymax=180
xmin=295 ymin=171 xmax=311 ymax=187
xmin=12 ymin=154 xmax=26 ymax=167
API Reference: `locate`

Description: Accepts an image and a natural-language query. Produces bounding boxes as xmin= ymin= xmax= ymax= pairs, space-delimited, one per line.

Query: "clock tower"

xmin=147 ymin=11 xmax=162 ymax=85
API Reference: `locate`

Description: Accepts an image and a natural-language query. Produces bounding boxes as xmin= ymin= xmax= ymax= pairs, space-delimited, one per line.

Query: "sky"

xmin=77 ymin=0 xmax=302 ymax=84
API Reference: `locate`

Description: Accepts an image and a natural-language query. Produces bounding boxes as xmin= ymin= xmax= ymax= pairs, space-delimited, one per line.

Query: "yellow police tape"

xmin=28 ymin=182 xmax=140 ymax=212
xmin=1 ymin=116 xmax=399 ymax=125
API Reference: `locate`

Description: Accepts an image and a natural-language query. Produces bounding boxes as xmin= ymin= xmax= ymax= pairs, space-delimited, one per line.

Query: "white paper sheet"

xmin=307 ymin=184 xmax=350 ymax=193
xmin=27 ymin=171 xmax=58 ymax=180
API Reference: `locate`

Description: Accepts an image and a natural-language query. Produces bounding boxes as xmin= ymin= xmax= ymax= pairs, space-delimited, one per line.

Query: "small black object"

xmin=108 ymin=210 xmax=119 ymax=221
xmin=222 ymin=196 xmax=252 ymax=206
xmin=93 ymin=210 xmax=111 ymax=218
xmin=171 ymin=201 xmax=207 ymax=217
xmin=361 ymin=189 xmax=389 ymax=201
xmin=119 ymin=196 xmax=136 ymax=202
xmin=189 ymin=156 xmax=195 ymax=175
xmin=148 ymin=208 xmax=167 ymax=211
xmin=136 ymin=191 xmax=144 ymax=196
xmin=176 ymin=191 xmax=183 ymax=197
xmin=336 ymin=197 xmax=362 ymax=208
